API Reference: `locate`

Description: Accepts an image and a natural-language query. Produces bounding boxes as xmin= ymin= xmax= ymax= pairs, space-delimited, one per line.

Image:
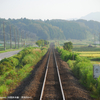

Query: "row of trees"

xmin=45 ymin=19 xmax=100 ymax=40
xmin=8 ymin=18 xmax=65 ymax=40
xmin=0 ymin=19 xmax=36 ymax=50
xmin=1 ymin=18 xmax=100 ymax=47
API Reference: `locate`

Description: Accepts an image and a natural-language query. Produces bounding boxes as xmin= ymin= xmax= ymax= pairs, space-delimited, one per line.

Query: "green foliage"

xmin=36 ymin=39 xmax=49 ymax=47
xmin=63 ymin=42 xmax=73 ymax=51
xmin=45 ymin=19 xmax=99 ymax=40
xmin=1 ymin=18 xmax=100 ymax=41
xmin=57 ymin=47 xmax=100 ymax=98
xmin=0 ymin=61 xmax=12 ymax=75
xmin=22 ymin=54 xmax=36 ymax=65
xmin=0 ymin=46 xmax=48 ymax=96
xmin=73 ymin=46 xmax=100 ymax=51
xmin=57 ymin=47 xmax=78 ymax=61
xmin=0 ymin=76 xmax=5 ymax=85
xmin=67 ymin=60 xmax=74 ymax=69
xmin=5 ymin=79 xmax=13 ymax=85
xmin=0 ymin=85 xmax=7 ymax=94
xmin=1 ymin=57 xmax=19 ymax=67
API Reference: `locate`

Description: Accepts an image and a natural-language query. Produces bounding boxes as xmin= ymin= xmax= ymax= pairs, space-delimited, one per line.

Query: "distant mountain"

xmin=80 ymin=12 xmax=100 ymax=22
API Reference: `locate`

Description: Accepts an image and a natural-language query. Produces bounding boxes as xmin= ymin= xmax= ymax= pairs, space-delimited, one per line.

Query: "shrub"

xmin=0 ymin=61 xmax=13 ymax=75
xmin=0 ymin=76 xmax=5 ymax=85
xmin=57 ymin=47 xmax=78 ymax=61
xmin=57 ymin=47 xmax=100 ymax=98
xmin=5 ymin=70 xmax=17 ymax=79
xmin=5 ymin=79 xmax=13 ymax=85
xmin=21 ymin=54 xmax=36 ymax=65
xmin=67 ymin=60 xmax=74 ymax=69
xmin=0 ymin=57 xmax=19 ymax=68
xmin=0 ymin=85 xmax=7 ymax=94
xmin=14 ymin=54 xmax=23 ymax=60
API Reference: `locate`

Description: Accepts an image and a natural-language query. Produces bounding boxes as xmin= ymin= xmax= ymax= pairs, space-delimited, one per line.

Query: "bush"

xmin=0 ymin=76 xmax=5 ymax=85
xmin=57 ymin=47 xmax=100 ymax=98
xmin=67 ymin=60 xmax=74 ymax=69
xmin=0 ymin=57 xmax=19 ymax=68
xmin=5 ymin=70 xmax=17 ymax=79
xmin=14 ymin=53 xmax=23 ymax=60
xmin=0 ymin=61 xmax=13 ymax=75
xmin=0 ymin=46 xmax=48 ymax=97
xmin=5 ymin=79 xmax=13 ymax=85
xmin=22 ymin=54 xmax=36 ymax=65
xmin=0 ymin=85 xmax=7 ymax=94
xmin=57 ymin=47 xmax=78 ymax=61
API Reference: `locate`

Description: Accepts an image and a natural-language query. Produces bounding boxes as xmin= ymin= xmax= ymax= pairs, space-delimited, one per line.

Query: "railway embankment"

xmin=0 ymin=46 xmax=48 ymax=99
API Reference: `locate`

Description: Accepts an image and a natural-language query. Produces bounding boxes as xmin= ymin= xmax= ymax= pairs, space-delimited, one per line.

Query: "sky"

xmin=0 ymin=0 xmax=100 ymax=20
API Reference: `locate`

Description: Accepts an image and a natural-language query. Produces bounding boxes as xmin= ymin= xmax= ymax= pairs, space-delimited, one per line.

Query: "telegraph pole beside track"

xmin=14 ymin=28 xmax=16 ymax=49
xmin=10 ymin=25 xmax=12 ymax=49
xmin=17 ymin=29 xmax=19 ymax=49
xmin=3 ymin=22 xmax=6 ymax=50
xmin=99 ymin=33 xmax=100 ymax=47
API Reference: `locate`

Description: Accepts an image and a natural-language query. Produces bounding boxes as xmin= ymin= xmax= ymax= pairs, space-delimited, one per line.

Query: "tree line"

xmin=0 ymin=18 xmax=100 ymax=44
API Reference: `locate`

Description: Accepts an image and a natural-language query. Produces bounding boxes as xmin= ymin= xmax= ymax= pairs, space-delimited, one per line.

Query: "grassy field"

xmin=57 ymin=39 xmax=100 ymax=64
xmin=75 ymin=51 xmax=100 ymax=64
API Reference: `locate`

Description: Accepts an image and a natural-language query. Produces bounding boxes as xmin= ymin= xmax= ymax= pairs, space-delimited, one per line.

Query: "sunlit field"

xmin=75 ymin=51 xmax=100 ymax=64
xmin=58 ymin=40 xmax=100 ymax=65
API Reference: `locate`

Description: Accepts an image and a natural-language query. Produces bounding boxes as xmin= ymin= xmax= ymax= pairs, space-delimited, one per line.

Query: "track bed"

xmin=42 ymin=50 xmax=63 ymax=100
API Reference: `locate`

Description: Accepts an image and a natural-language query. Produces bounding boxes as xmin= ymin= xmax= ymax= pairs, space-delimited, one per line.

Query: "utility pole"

xmin=14 ymin=28 xmax=16 ymax=49
xmin=21 ymin=30 xmax=23 ymax=47
xmin=3 ymin=22 xmax=6 ymax=50
xmin=99 ymin=33 xmax=100 ymax=47
xmin=17 ymin=29 xmax=19 ymax=49
xmin=94 ymin=33 xmax=96 ymax=47
xmin=10 ymin=25 xmax=12 ymax=49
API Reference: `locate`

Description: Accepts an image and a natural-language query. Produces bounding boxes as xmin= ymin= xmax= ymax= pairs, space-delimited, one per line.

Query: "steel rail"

xmin=39 ymin=48 xmax=65 ymax=100
xmin=53 ymin=49 xmax=66 ymax=100
xmin=39 ymin=50 xmax=51 ymax=100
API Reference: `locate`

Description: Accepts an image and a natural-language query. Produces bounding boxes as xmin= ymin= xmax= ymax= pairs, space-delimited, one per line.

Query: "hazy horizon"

xmin=0 ymin=0 xmax=100 ymax=20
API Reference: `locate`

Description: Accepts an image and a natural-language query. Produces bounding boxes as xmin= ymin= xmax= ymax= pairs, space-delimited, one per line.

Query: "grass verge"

xmin=57 ymin=47 xmax=100 ymax=99
xmin=0 ymin=46 xmax=48 ymax=97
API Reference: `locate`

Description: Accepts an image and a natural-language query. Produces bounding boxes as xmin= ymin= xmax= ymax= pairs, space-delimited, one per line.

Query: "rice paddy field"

xmin=57 ymin=39 xmax=100 ymax=65
xmin=73 ymin=46 xmax=100 ymax=64
xmin=75 ymin=51 xmax=100 ymax=64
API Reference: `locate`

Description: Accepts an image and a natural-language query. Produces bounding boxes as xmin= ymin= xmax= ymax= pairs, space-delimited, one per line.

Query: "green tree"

xmin=36 ymin=39 xmax=49 ymax=47
xmin=63 ymin=42 xmax=73 ymax=51
xmin=36 ymin=40 xmax=42 ymax=47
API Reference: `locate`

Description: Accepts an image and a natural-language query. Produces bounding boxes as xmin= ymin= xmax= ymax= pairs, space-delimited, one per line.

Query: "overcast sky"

xmin=0 ymin=0 xmax=100 ymax=20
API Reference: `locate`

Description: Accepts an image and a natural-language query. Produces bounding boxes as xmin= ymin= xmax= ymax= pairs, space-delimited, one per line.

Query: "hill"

xmin=0 ymin=18 xmax=100 ymax=41
xmin=80 ymin=12 xmax=100 ymax=22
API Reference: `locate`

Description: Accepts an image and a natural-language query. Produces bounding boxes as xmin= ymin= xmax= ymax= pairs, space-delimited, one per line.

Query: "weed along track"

xmin=6 ymin=44 xmax=95 ymax=100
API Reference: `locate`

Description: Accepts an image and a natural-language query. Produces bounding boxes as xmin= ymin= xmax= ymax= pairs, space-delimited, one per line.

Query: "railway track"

xmin=7 ymin=44 xmax=93 ymax=100
xmin=39 ymin=46 xmax=65 ymax=100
